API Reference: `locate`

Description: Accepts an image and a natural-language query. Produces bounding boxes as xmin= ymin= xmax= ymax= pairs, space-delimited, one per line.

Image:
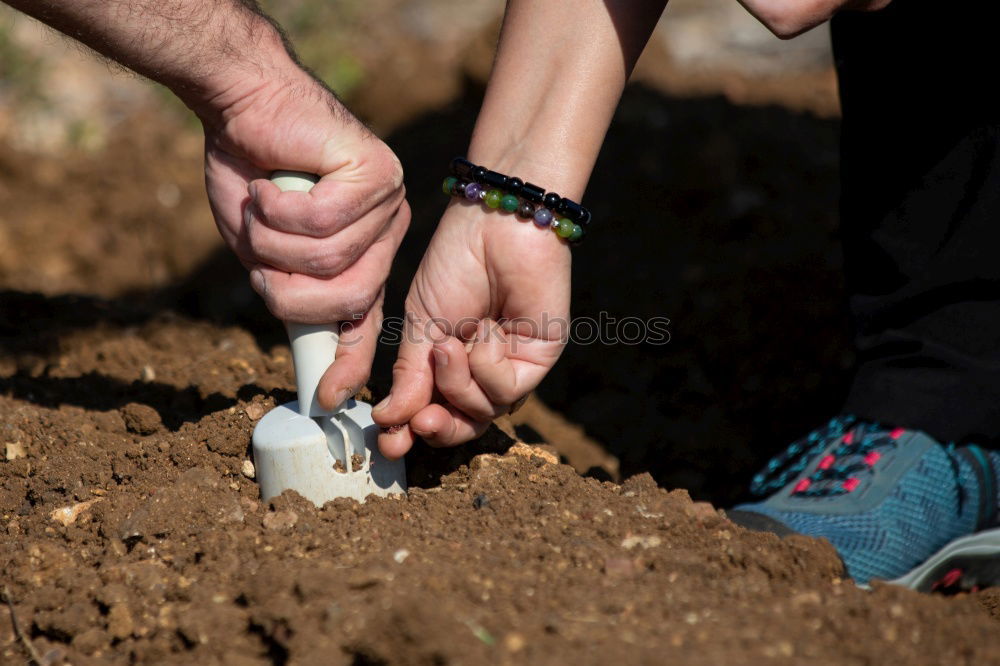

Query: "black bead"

xmin=516 ymin=202 xmax=535 ymax=219
xmin=576 ymin=207 xmax=592 ymax=227
xmin=543 ymin=192 xmax=561 ymax=210
xmin=559 ymin=198 xmax=583 ymax=220
xmin=482 ymin=170 xmax=508 ymax=189
xmin=520 ymin=182 xmax=545 ymax=204
xmin=506 ymin=177 xmax=524 ymax=196
xmin=454 ymin=181 xmax=467 ymax=197
xmin=451 ymin=158 xmax=475 ymax=178
xmin=472 ymin=166 xmax=488 ymax=183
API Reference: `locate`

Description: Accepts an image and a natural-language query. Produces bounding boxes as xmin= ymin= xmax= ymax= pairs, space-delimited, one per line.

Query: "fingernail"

xmin=243 ymin=203 xmax=253 ymax=228
xmin=331 ymin=388 xmax=352 ymax=408
xmin=248 ymin=182 xmax=258 ymax=201
xmin=432 ymin=348 xmax=448 ymax=367
xmin=373 ymin=394 xmax=392 ymax=413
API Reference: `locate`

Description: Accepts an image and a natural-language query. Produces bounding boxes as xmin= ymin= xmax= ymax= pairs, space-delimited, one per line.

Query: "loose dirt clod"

xmin=120 ymin=402 xmax=162 ymax=435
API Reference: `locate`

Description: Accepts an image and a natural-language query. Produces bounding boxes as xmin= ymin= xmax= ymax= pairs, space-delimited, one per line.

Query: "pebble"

xmin=620 ymin=535 xmax=662 ymax=550
xmin=505 ymin=442 xmax=559 ymax=465
xmin=241 ymin=459 xmax=256 ymax=479
xmin=141 ymin=365 xmax=156 ymax=382
xmin=4 ymin=441 xmax=25 ymax=460
xmin=50 ymin=498 xmax=102 ymax=527
xmin=245 ymin=403 xmax=266 ymax=421
xmin=393 ymin=549 xmax=410 ymax=564
xmin=504 ymin=633 xmax=526 ymax=653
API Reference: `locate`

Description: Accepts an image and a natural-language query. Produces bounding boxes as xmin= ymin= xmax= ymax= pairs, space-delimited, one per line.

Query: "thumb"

xmin=316 ymin=290 xmax=384 ymax=410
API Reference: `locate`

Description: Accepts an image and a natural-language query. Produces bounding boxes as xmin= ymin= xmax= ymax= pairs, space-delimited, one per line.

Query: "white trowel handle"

xmin=269 ymin=171 xmax=339 ymax=418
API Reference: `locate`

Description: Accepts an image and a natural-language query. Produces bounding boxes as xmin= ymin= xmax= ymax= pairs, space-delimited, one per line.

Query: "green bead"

xmin=500 ymin=194 xmax=519 ymax=212
xmin=442 ymin=176 xmax=457 ymax=195
xmin=556 ymin=218 xmax=575 ymax=238
xmin=568 ymin=224 xmax=584 ymax=242
xmin=484 ymin=189 xmax=503 ymax=209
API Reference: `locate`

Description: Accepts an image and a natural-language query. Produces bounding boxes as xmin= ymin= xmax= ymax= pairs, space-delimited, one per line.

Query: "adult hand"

xmin=200 ymin=70 xmax=409 ymax=410
xmin=371 ymin=199 xmax=570 ymax=458
xmin=1 ymin=0 xmax=410 ymax=411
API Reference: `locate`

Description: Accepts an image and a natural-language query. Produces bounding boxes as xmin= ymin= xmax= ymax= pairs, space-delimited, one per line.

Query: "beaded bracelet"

xmin=441 ymin=157 xmax=590 ymax=245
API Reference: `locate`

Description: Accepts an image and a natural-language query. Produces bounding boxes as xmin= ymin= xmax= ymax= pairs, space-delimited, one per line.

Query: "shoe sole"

xmin=888 ymin=527 xmax=1000 ymax=592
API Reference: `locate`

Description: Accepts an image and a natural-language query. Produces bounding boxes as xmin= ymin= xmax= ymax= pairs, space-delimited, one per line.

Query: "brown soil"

xmin=2 ymin=40 xmax=999 ymax=666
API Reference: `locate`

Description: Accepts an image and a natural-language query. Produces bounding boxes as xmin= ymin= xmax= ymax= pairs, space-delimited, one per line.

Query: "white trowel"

xmin=251 ymin=171 xmax=406 ymax=505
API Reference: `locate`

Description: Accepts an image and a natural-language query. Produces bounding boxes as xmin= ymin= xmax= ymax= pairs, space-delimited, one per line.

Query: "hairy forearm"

xmin=468 ymin=0 xmax=667 ymax=199
xmin=3 ymin=0 xmax=297 ymax=117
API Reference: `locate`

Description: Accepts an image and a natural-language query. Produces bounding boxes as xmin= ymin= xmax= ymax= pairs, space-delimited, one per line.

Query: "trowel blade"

xmin=252 ymin=400 xmax=406 ymax=505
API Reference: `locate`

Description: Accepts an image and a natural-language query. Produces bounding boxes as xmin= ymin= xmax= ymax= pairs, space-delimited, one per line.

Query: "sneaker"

xmin=729 ymin=415 xmax=1000 ymax=591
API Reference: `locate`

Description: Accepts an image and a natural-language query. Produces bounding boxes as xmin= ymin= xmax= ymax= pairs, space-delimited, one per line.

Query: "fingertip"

xmin=410 ymin=405 xmax=452 ymax=444
xmin=378 ymin=424 xmax=414 ymax=460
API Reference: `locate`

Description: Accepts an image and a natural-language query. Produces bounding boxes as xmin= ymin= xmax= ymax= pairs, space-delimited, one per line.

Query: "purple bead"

xmin=464 ymin=183 xmax=483 ymax=201
xmin=533 ymin=208 xmax=553 ymax=228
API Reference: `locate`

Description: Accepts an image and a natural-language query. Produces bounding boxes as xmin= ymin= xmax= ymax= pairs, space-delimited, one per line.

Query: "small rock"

xmin=50 ymin=498 xmax=102 ymax=527
xmin=140 ymin=365 xmax=156 ymax=382
xmin=620 ymin=535 xmax=662 ymax=550
xmin=120 ymin=403 xmax=162 ymax=435
xmin=505 ymin=442 xmax=559 ymax=465
xmin=393 ymin=548 xmax=410 ymax=564
xmin=4 ymin=441 xmax=25 ymax=460
xmin=472 ymin=494 xmax=489 ymax=510
xmin=263 ymin=510 xmax=298 ymax=531
xmin=241 ymin=459 xmax=256 ymax=479
xmin=245 ymin=403 xmax=266 ymax=421
xmin=503 ymin=633 xmax=526 ymax=653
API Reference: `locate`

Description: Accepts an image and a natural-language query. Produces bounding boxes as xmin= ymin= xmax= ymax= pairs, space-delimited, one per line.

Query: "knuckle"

xmin=306 ymin=238 xmax=366 ymax=278
xmin=302 ymin=210 xmax=338 ymax=237
xmin=372 ymin=143 xmax=404 ymax=191
xmin=303 ymin=248 xmax=346 ymax=279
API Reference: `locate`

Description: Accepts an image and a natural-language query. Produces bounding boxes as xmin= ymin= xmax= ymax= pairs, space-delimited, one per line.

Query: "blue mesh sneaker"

xmin=729 ymin=416 xmax=1000 ymax=591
